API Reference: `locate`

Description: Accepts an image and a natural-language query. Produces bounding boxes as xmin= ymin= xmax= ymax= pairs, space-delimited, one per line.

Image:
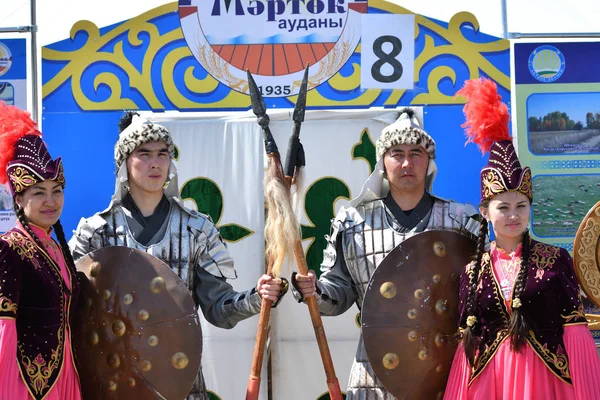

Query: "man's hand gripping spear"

xmin=245 ymin=67 xmax=343 ymax=400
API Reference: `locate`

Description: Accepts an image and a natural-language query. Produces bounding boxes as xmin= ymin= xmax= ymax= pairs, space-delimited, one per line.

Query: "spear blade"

xmin=292 ymin=64 xmax=310 ymax=125
xmin=247 ymin=70 xmax=278 ymax=155
xmin=247 ymin=70 xmax=267 ymax=118
xmin=284 ymin=65 xmax=310 ymax=178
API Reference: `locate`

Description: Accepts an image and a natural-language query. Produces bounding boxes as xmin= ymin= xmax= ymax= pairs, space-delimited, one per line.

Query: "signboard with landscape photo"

xmin=515 ymin=41 xmax=600 ymax=251
xmin=531 ymin=175 xmax=600 ymax=238
xmin=527 ymin=92 xmax=600 ymax=155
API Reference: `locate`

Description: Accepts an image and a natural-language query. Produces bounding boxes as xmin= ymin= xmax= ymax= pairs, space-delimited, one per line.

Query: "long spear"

xmin=245 ymin=67 xmax=342 ymax=400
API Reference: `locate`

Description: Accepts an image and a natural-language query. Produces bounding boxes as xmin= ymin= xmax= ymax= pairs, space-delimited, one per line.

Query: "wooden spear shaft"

xmin=246 ymin=280 xmax=273 ymax=399
xmin=245 ymin=66 xmax=342 ymax=400
xmin=292 ymin=240 xmax=342 ymax=399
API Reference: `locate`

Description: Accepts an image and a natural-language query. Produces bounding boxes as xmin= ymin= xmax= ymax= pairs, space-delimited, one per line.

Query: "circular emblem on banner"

xmin=0 ymin=43 xmax=12 ymax=77
xmin=178 ymin=0 xmax=364 ymax=97
xmin=528 ymin=45 xmax=565 ymax=83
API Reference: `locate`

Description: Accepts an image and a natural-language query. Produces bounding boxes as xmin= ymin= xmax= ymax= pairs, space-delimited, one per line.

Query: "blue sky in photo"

xmin=527 ymin=92 xmax=600 ymax=124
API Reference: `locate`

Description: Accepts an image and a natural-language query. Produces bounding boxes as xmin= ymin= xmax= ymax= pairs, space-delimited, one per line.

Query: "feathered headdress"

xmin=456 ymin=79 xmax=532 ymax=201
xmin=0 ymin=102 xmax=42 ymax=185
xmin=0 ymin=102 xmax=64 ymax=193
xmin=456 ymin=78 xmax=511 ymax=155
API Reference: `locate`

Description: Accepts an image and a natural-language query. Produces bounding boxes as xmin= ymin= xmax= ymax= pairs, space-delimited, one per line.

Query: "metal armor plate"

xmin=74 ymin=246 xmax=202 ymax=399
xmin=574 ymin=200 xmax=600 ymax=308
xmin=361 ymin=231 xmax=476 ymax=400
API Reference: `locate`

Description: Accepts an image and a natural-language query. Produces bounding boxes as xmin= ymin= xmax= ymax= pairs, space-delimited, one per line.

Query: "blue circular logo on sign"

xmin=528 ymin=45 xmax=565 ymax=83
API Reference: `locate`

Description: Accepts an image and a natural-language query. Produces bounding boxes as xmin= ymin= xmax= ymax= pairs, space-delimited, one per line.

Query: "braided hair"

xmin=462 ymin=210 xmax=488 ymax=366
xmin=52 ymin=219 xmax=78 ymax=276
xmin=506 ymin=229 xmax=533 ymax=351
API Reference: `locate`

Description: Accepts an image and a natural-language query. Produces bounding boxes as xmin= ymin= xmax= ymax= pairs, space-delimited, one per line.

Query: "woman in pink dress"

xmin=0 ymin=103 xmax=81 ymax=399
xmin=443 ymin=78 xmax=600 ymax=400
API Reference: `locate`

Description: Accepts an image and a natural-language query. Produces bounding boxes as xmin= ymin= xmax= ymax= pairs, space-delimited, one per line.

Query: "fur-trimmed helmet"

xmin=375 ymin=108 xmax=436 ymax=161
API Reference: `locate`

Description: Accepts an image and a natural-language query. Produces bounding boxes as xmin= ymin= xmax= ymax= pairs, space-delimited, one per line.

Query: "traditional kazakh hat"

xmin=114 ymin=111 xmax=175 ymax=170
xmin=375 ymin=107 xmax=436 ymax=160
xmin=110 ymin=111 xmax=179 ymax=204
xmin=457 ymin=78 xmax=532 ymax=202
xmin=0 ymin=102 xmax=64 ymax=194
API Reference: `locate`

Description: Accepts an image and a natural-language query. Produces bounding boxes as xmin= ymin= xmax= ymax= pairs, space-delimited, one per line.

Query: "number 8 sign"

xmin=360 ymin=14 xmax=415 ymax=89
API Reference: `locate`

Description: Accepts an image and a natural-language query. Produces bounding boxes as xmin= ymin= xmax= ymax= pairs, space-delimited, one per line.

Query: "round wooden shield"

xmin=74 ymin=247 xmax=202 ymax=399
xmin=574 ymin=200 xmax=600 ymax=308
xmin=361 ymin=231 xmax=476 ymax=400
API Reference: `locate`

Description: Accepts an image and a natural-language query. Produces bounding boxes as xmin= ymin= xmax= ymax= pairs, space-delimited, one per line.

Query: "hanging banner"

xmin=0 ymin=38 xmax=27 ymax=232
xmin=179 ymin=0 xmax=364 ymax=97
xmin=514 ymin=41 xmax=600 ymax=251
xmin=514 ymin=41 xmax=600 ymax=328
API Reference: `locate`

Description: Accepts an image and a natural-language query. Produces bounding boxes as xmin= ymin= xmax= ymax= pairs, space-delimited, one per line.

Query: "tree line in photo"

xmin=528 ymin=110 xmax=600 ymax=132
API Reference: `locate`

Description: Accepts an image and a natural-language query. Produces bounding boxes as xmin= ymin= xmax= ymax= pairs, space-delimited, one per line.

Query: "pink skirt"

xmin=444 ymin=324 xmax=600 ymax=400
xmin=0 ymin=319 xmax=81 ymax=400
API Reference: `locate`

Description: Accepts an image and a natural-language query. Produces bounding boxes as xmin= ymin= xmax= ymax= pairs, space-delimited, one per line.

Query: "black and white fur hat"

xmin=114 ymin=111 xmax=175 ymax=170
xmin=375 ymin=108 xmax=436 ymax=161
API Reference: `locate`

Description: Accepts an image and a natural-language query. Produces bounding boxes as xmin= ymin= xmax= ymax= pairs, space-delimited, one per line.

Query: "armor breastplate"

xmin=98 ymin=206 xmax=196 ymax=288
xmin=342 ymin=199 xmax=468 ymax=305
xmin=338 ymin=198 xmax=479 ymax=399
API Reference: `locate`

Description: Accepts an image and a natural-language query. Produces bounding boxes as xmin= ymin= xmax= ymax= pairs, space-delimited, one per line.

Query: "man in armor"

xmin=69 ymin=112 xmax=287 ymax=400
xmin=292 ymin=108 xmax=482 ymax=399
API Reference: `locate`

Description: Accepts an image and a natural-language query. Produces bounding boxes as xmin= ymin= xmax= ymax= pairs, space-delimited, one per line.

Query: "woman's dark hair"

xmin=506 ymin=229 xmax=533 ymax=351
xmin=462 ymin=199 xmax=489 ymax=366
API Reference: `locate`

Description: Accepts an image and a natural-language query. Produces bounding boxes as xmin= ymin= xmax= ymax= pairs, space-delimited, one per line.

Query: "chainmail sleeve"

xmin=194 ymin=267 xmax=261 ymax=329
xmin=192 ymin=218 xmax=261 ymax=329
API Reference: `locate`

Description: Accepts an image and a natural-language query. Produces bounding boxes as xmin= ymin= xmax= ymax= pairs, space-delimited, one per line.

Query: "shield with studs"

xmin=361 ymin=230 xmax=476 ymax=400
xmin=574 ymin=200 xmax=600 ymax=308
xmin=73 ymin=246 xmax=202 ymax=399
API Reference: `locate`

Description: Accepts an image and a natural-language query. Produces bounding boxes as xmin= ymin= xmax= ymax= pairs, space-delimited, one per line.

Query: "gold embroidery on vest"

xmin=19 ymin=323 xmax=64 ymax=395
xmin=1 ymin=231 xmax=41 ymax=269
xmin=561 ymin=302 xmax=586 ymax=323
xmin=0 ymin=293 xmax=17 ymax=314
xmin=530 ymin=242 xmax=560 ymax=270
xmin=527 ymin=330 xmax=571 ymax=381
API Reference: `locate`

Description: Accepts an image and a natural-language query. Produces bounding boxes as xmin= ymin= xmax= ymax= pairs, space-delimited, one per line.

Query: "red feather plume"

xmin=456 ymin=78 xmax=511 ymax=155
xmin=0 ymin=102 xmax=41 ymax=184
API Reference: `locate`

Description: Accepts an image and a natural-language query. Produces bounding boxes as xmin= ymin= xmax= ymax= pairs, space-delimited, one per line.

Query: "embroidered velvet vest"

xmin=0 ymin=228 xmax=79 ymax=399
xmin=459 ymin=239 xmax=587 ymax=385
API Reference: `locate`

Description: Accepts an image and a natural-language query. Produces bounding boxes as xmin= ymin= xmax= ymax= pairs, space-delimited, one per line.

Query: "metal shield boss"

xmin=73 ymin=247 xmax=202 ymax=399
xmin=574 ymin=200 xmax=600 ymax=309
xmin=361 ymin=231 xmax=476 ymax=400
